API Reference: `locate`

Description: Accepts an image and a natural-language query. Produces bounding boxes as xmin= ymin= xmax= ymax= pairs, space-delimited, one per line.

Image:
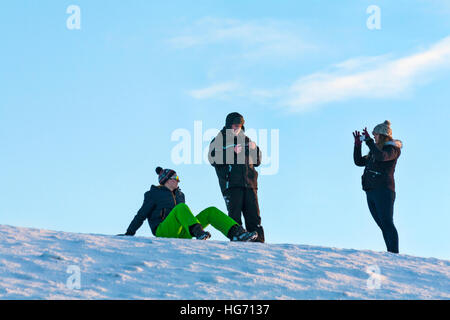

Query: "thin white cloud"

xmin=168 ymin=17 xmax=313 ymax=59
xmin=182 ymin=24 xmax=450 ymax=112
xmin=332 ymin=55 xmax=392 ymax=72
xmin=188 ymin=82 xmax=240 ymax=100
xmin=284 ymin=36 xmax=450 ymax=112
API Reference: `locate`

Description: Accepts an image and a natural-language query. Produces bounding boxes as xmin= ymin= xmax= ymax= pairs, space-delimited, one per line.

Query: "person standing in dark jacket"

xmin=353 ymin=120 xmax=403 ymax=253
xmin=208 ymin=112 xmax=265 ymax=243
xmin=122 ymin=166 xmax=258 ymax=242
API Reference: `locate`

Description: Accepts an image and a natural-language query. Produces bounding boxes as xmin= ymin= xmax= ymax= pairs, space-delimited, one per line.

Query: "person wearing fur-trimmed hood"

xmin=353 ymin=120 xmax=403 ymax=254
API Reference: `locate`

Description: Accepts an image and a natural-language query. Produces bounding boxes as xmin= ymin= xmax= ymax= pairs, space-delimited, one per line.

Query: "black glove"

xmin=353 ymin=130 xmax=362 ymax=146
xmin=362 ymin=127 xmax=372 ymax=141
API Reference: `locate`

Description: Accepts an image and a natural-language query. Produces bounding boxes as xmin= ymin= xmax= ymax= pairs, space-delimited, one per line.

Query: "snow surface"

xmin=0 ymin=224 xmax=449 ymax=300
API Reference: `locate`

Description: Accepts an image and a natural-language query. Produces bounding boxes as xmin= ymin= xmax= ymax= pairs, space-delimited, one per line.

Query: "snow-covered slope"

xmin=0 ymin=224 xmax=448 ymax=300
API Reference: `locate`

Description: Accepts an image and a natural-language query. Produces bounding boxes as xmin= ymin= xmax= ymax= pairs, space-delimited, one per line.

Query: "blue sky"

xmin=1 ymin=1 xmax=449 ymax=260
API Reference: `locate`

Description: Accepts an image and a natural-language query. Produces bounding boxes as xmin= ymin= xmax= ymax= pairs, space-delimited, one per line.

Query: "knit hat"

xmin=155 ymin=166 xmax=177 ymax=185
xmin=373 ymin=120 xmax=393 ymax=138
xmin=225 ymin=112 xmax=245 ymax=130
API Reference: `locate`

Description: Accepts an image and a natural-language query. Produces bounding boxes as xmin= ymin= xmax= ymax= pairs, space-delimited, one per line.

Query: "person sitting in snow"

xmin=121 ymin=166 xmax=258 ymax=242
xmin=353 ymin=120 xmax=403 ymax=254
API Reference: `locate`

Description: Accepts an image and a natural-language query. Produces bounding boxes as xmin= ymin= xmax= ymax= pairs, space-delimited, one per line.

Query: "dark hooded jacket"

xmin=208 ymin=128 xmax=262 ymax=194
xmin=126 ymin=185 xmax=185 ymax=236
xmin=354 ymin=138 xmax=403 ymax=192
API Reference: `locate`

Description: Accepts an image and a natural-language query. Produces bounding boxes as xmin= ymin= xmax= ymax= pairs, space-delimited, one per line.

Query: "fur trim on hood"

xmin=385 ymin=139 xmax=403 ymax=149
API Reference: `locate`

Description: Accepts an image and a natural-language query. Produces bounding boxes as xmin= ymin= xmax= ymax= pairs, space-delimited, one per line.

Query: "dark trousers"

xmin=223 ymin=187 xmax=265 ymax=243
xmin=366 ymin=188 xmax=399 ymax=253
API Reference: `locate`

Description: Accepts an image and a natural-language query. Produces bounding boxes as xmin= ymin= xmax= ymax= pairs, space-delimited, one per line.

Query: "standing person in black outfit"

xmin=208 ymin=112 xmax=265 ymax=243
xmin=353 ymin=120 xmax=403 ymax=254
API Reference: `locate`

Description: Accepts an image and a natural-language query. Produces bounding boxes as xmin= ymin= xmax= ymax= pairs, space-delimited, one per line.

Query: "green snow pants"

xmin=155 ymin=203 xmax=238 ymax=239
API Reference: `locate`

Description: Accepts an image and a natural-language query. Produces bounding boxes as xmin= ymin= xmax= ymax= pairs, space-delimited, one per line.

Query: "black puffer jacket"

xmin=354 ymin=138 xmax=402 ymax=192
xmin=126 ymin=185 xmax=185 ymax=236
xmin=208 ymin=129 xmax=262 ymax=194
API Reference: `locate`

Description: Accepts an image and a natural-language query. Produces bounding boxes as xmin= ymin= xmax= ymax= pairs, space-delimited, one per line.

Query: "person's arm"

xmin=208 ymin=137 xmax=228 ymax=167
xmin=125 ymin=193 xmax=156 ymax=236
xmin=247 ymin=141 xmax=262 ymax=167
xmin=208 ymin=138 xmax=218 ymax=167
xmin=353 ymin=144 xmax=368 ymax=167
xmin=362 ymin=128 xmax=400 ymax=162
xmin=365 ymin=138 xmax=400 ymax=162
xmin=353 ymin=130 xmax=367 ymax=167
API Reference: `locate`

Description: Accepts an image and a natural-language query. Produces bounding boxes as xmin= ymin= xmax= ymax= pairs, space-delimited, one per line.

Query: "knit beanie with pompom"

xmin=155 ymin=166 xmax=177 ymax=185
xmin=373 ymin=120 xmax=393 ymax=138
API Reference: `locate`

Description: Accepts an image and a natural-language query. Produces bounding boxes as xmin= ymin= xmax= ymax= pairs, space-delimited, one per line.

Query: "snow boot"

xmin=227 ymin=224 xmax=258 ymax=242
xmin=189 ymin=223 xmax=211 ymax=240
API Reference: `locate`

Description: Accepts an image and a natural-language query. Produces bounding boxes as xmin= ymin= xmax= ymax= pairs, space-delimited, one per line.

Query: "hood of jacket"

xmin=385 ymin=139 xmax=403 ymax=149
xmin=151 ymin=184 xmax=181 ymax=193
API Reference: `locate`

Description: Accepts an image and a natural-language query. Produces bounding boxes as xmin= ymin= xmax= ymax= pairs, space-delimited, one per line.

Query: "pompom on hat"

xmin=155 ymin=166 xmax=178 ymax=185
xmin=373 ymin=120 xmax=393 ymax=138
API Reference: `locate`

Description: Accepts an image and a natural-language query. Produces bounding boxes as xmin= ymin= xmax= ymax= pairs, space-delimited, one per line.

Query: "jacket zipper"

xmin=226 ymin=165 xmax=232 ymax=189
xmin=367 ymin=169 xmax=381 ymax=175
xmin=171 ymin=192 xmax=177 ymax=205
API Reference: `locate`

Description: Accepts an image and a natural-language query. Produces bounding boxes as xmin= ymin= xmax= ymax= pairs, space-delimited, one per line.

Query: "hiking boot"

xmin=196 ymin=231 xmax=211 ymax=240
xmin=189 ymin=223 xmax=211 ymax=240
xmin=227 ymin=224 xmax=258 ymax=242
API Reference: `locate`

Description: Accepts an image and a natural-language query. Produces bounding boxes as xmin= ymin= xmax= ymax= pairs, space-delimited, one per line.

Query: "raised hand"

xmin=353 ymin=130 xmax=362 ymax=146
xmin=362 ymin=127 xmax=372 ymax=140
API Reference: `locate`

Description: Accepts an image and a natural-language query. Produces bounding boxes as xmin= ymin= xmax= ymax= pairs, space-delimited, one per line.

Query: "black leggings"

xmin=223 ymin=187 xmax=265 ymax=243
xmin=366 ymin=188 xmax=399 ymax=253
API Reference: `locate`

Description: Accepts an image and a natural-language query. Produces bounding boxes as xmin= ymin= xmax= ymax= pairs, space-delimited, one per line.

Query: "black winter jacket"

xmin=208 ymin=129 xmax=262 ymax=194
xmin=126 ymin=185 xmax=185 ymax=236
xmin=354 ymin=138 xmax=402 ymax=192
